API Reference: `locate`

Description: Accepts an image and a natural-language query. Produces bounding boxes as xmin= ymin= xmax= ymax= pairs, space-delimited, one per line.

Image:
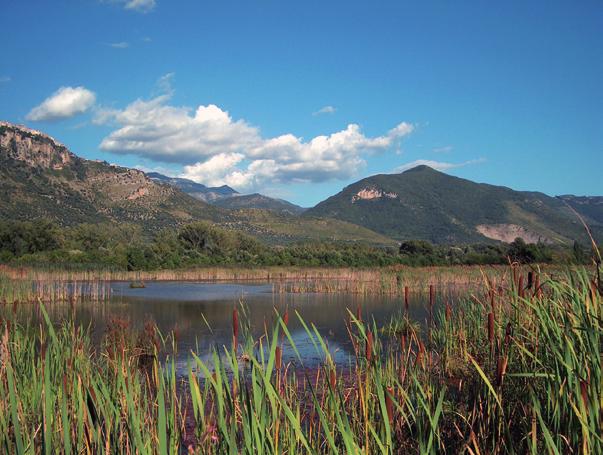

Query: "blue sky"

xmin=0 ymin=0 xmax=601 ymax=206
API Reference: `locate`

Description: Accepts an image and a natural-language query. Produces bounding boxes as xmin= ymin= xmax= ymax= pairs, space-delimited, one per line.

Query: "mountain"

xmin=148 ymin=172 xmax=305 ymax=214
xmin=557 ymin=195 xmax=603 ymax=225
xmin=305 ymin=165 xmax=603 ymax=244
xmin=0 ymin=121 xmax=221 ymax=230
xmin=213 ymin=194 xmax=305 ymax=215
xmin=0 ymin=121 xmax=392 ymax=245
xmin=146 ymin=172 xmax=238 ymax=202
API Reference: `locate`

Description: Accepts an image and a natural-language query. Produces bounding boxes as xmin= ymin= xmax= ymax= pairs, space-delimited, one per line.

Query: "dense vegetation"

xmin=0 ymin=269 xmax=600 ymax=453
xmin=0 ymin=219 xmax=597 ymax=271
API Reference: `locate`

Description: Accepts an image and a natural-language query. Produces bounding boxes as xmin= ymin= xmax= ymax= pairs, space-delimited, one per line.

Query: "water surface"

xmin=6 ymin=281 xmax=447 ymax=374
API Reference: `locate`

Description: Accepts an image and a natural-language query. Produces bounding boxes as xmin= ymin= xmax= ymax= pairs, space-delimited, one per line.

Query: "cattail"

xmin=283 ymin=310 xmax=289 ymax=327
xmin=385 ymin=386 xmax=394 ymax=425
xmin=527 ymin=271 xmax=533 ymax=290
xmin=533 ymin=274 xmax=541 ymax=298
xmin=404 ymin=286 xmax=409 ymax=312
xmin=445 ymin=301 xmax=452 ymax=322
xmin=487 ymin=312 xmax=495 ymax=345
xmin=356 ymin=304 xmax=362 ymax=323
xmin=275 ymin=346 xmax=282 ymax=370
xmin=489 ymin=290 xmax=496 ymax=318
xmin=429 ymin=285 xmax=435 ymax=308
xmin=366 ymin=331 xmax=373 ymax=363
xmin=504 ymin=322 xmax=513 ymax=347
xmin=232 ymin=307 xmax=239 ymax=351
xmin=415 ymin=340 xmax=425 ymax=368
xmin=496 ymin=355 xmax=508 ymax=387
xmin=329 ymin=369 xmax=336 ymax=390
xmin=518 ymin=275 xmax=524 ymax=299
xmin=400 ymin=334 xmax=407 ymax=353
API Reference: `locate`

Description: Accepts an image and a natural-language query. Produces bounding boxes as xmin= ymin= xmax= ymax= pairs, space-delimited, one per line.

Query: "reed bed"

xmin=0 ymin=266 xmax=600 ymax=453
xmin=0 ymin=266 xmax=112 ymax=304
xmin=0 ymin=264 xmax=557 ymax=303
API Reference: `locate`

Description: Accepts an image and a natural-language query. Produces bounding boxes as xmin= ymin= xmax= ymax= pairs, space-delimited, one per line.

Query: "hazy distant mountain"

xmin=148 ymin=172 xmax=305 ymax=214
xmin=0 ymin=121 xmax=220 ymax=230
xmin=213 ymin=193 xmax=305 ymax=215
xmin=146 ymin=172 xmax=238 ymax=202
xmin=305 ymin=165 xmax=602 ymax=244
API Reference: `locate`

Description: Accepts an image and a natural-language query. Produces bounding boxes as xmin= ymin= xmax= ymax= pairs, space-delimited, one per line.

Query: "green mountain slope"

xmin=213 ymin=193 xmax=305 ymax=215
xmin=305 ymin=165 xmax=602 ymax=244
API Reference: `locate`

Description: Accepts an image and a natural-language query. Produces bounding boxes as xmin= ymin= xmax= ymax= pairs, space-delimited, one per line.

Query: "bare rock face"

xmin=352 ymin=187 xmax=398 ymax=203
xmin=0 ymin=121 xmax=73 ymax=169
xmin=476 ymin=224 xmax=550 ymax=244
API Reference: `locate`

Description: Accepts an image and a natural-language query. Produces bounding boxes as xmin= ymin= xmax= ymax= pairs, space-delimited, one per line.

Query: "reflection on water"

xmin=4 ymin=281 xmax=452 ymax=375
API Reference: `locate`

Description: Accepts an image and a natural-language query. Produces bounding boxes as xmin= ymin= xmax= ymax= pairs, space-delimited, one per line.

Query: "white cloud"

xmin=312 ymin=105 xmax=336 ymax=116
xmin=125 ymin=0 xmax=155 ymax=12
xmin=109 ymin=41 xmax=129 ymax=48
xmin=394 ymin=158 xmax=485 ymax=173
xmin=432 ymin=145 xmax=453 ymax=153
xmin=96 ymin=78 xmax=414 ymax=191
xmin=26 ymin=86 xmax=96 ymax=122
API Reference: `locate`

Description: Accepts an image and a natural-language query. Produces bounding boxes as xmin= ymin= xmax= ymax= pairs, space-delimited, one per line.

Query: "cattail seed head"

xmin=445 ymin=302 xmax=452 ymax=322
xmin=366 ymin=331 xmax=373 ymax=363
xmin=496 ymin=355 xmax=508 ymax=386
xmin=275 ymin=346 xmax=282 ymax=370
xmin=404 ymin=286 xmax=409 ymax=312
xmin=329 ymin=369 xmax=336 ymax=389
xmin=385 ymin=386 xmax=394 ymax=424
xmin=487 ymin=312 xmax=495 ymax=344
xmin=232 ymin=308 xmax=239 ymax=340
xmin=505 ymin=322 xmax=513 ymax=347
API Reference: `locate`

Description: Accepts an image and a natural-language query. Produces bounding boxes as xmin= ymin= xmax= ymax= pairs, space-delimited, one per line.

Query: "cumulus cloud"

xmin=96 ymin=78 xmax=413 ymax=191
xmin=312 ymin=105 xmax=336 ymax=116
xmin=27 ymin=86 xmax=96 ymax=122
xmin=394 ymin=158 xmax=485 ymax=173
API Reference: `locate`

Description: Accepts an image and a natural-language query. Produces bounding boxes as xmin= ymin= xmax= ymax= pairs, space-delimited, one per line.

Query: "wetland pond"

xmin=6 ymin=280 xmax=461 ymax=375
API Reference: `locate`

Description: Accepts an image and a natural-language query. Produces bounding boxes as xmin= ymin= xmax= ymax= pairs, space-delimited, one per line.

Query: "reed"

xmin=0 ymin=266 xmax=599 ymax=453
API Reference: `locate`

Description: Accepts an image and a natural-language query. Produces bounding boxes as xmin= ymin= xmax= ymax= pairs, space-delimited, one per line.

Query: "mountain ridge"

xmin=305 ymin=165 xmax=602 ymax=244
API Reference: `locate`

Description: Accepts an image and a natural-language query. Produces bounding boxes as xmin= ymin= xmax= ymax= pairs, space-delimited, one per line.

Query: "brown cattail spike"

xmin=385 ymin=386 xmax=394 ymax=425
xmin=487 ymin=312 xmax=495 ymax=345
xmin=275 ymin=346 xmax=282 ymax=370
xmin=404 ymin=286 xmax=409 ymax=312
xmin=366 ymin=331 xmax=373 ymax=363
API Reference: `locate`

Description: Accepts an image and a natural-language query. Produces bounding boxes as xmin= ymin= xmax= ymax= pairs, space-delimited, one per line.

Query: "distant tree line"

xmin=0 ymin=219 xmax=597 ymax=270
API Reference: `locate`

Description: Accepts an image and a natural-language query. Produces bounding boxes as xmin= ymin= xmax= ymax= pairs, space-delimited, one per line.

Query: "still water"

xmin=9 ymin=281 xmax=446 ymax=374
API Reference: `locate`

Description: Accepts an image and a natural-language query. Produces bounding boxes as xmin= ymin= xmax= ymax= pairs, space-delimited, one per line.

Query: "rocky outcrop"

xmin=476 ymin=224 xmax=550 ymax=244
xmin=352 ymin=188 xmax=398 ymax=203
xmin=0 ymin=121 xmax=73 ymax=169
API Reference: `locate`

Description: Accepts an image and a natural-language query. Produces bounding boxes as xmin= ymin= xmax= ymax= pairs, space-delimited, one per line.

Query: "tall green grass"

xmin=0 ymin=267 xmax=600 ymax=453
